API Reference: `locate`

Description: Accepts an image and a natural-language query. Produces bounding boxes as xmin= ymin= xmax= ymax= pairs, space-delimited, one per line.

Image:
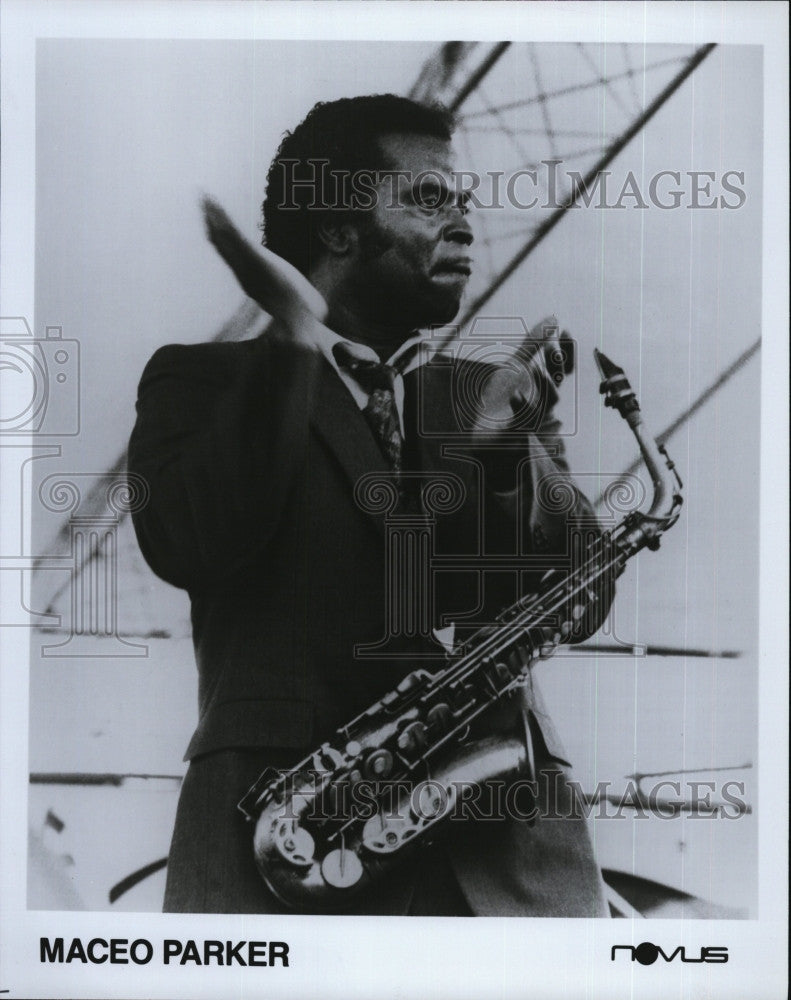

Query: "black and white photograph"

xmin=1 ymin=2 xmax=788 ymax=998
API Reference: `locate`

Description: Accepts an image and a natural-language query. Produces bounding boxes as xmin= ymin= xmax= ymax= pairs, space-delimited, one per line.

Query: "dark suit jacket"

xmin=128 ymin=329 xmax=610 ymax=915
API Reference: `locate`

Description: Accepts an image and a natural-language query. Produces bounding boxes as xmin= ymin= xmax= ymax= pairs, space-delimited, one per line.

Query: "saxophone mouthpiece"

xmin=593 ymin=348 xmax=622 ymax=380
xmin=593 ymin=348 xmax=639 ymax=419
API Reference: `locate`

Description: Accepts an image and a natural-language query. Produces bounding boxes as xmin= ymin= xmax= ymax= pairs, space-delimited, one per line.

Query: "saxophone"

xmin=238 ymin=349 xmax=683 ymax=911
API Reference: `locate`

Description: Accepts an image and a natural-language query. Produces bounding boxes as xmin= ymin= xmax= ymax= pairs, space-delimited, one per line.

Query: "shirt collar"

xmin=310 ymin=322 xmax=434 ymax=379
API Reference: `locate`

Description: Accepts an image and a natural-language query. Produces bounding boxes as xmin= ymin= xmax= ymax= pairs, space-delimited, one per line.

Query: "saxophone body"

xmin=238 ymin=350 xmax=683 ymax=911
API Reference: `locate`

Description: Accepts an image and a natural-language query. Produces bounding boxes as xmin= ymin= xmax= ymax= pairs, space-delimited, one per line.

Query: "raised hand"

xmin=201 ymin=195 xmax=328 ymax=343
xmin=470 ymin=316 xmax=574 ymax=438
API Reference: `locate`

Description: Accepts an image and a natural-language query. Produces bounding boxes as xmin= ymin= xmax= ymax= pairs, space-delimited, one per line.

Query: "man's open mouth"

xmin=431 ymin=259 xmax=473 ymax=277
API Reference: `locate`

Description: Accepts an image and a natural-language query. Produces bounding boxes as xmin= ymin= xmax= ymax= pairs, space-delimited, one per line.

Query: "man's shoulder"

xmin=141 ymin=337 xmax=260 ymax=383
xmin=139 ymin=332 xmax=317 ymax=387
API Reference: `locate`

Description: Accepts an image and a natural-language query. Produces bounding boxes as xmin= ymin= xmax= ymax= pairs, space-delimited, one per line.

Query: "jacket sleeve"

xmin=127 ymin=337 xmax=321 ymax=591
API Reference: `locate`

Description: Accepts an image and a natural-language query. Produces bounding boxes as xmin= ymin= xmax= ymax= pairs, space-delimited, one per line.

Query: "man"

xmin=129 ymin=94 xmax=611 ymax=915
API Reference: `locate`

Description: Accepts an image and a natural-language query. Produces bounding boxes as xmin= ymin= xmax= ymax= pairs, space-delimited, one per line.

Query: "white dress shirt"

xmin=307 ymin=323 xmax=433 ymax=434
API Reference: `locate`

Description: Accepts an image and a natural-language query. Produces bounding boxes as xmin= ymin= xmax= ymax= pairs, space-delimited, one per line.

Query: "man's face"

xmin=350 ymin=132 xmax=474 ymax=329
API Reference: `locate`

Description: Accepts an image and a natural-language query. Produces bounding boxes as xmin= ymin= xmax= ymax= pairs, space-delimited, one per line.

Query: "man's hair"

xmin=261 ymin=94 xmax=455 ymax=276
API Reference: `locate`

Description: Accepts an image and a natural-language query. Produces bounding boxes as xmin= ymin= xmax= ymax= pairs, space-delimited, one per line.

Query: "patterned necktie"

xmin=333 ymin=344 xmax=403 ymax=473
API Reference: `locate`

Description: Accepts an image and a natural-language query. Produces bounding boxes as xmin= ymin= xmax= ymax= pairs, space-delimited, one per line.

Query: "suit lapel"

xmin=309 ymin=354 xmax=481 ymax=537
xmin=310 ymin=358 xmax=392 ymax=537
xmin=404 ymin=358 xmax=478 ymax=487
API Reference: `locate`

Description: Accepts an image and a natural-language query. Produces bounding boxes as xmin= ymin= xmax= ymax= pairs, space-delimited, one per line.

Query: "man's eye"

xmin=412 ymin=180 xmax=450 ymax=212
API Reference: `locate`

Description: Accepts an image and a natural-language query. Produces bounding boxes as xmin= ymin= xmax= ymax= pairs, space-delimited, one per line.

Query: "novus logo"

xmin=611 ymin=942 xmax=728 ymax=964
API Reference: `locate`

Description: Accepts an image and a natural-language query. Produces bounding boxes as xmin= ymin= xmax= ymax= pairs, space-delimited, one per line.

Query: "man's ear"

xmin=316 ymin=217 xmax=358 ymax=257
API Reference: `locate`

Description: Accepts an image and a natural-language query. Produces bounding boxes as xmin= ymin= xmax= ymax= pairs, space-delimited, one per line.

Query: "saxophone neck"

xmin=594 ymin=348 xmax=683 ymax=538
xmin=632 ymin=420 xmax=683 ymax=523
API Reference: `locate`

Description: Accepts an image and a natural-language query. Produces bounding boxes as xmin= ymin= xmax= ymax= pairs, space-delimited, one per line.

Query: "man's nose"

xmin=442 ymin=212 xmax=474 ymax=246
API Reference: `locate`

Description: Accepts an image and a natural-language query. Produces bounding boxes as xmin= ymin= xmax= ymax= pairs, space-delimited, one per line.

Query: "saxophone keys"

xmin=363 ymin=748 xmax=394 ymax=778
xmin=321 ymin=847 xmax=364 ymax=889
xmin=313 ymin=742 xmax=345 ymax=771
xmin=362 ymin=814 xmax=417 ymax=854
xmin=396 ymin=669 xmax=430 ymax=694
xmin=397 ymin=721 xmax=428 ymax=753
xmin=426 ymin=702 xmax=452 ymax=731
xmin=274 ymin=822 xmax=315 ymax=868
xmin=455 ymin=723 xmax=471 ymax=743
xmin=412 ymin=780 xmax=451 ymax=820
xmin=449 ymin=681 xmax=475 ymax=711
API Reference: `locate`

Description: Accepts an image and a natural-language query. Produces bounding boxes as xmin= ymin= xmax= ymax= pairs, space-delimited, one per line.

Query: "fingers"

xmin=471 ymin=366 xmax=527 ymax=433
xmin=529 ymin=314 xmax=560 ymax=344
xmin=525 ymin=625 xmax=561 ymax=662
xmin=517 ymin=322 xmax=574 ymax=405
xmin=538 ymin=629 xmax=561 ymax=660
xmin=199 ymin=195 xmax=328 ymax=330
xmin=201 ymin=194 xmax=236 ymax=245
xmin=201 ymin=194 xmax=275 ymax=307
xmin=513 ymin=315 xmax=557 ymax=366
xmin=470 ymin=317 xmax=574 ymax=437
xmin=509 ymin=626 xmax=562 ymax=670
xmin=508 ymin=385 xmax=539 ymax=416
xmin=513 ymin=317 xmax=572 ymax=385
xmin=545 ymin=329 xmax=574 ymax=386
xmin=559 ymin=330 xmax=574 ymax=373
